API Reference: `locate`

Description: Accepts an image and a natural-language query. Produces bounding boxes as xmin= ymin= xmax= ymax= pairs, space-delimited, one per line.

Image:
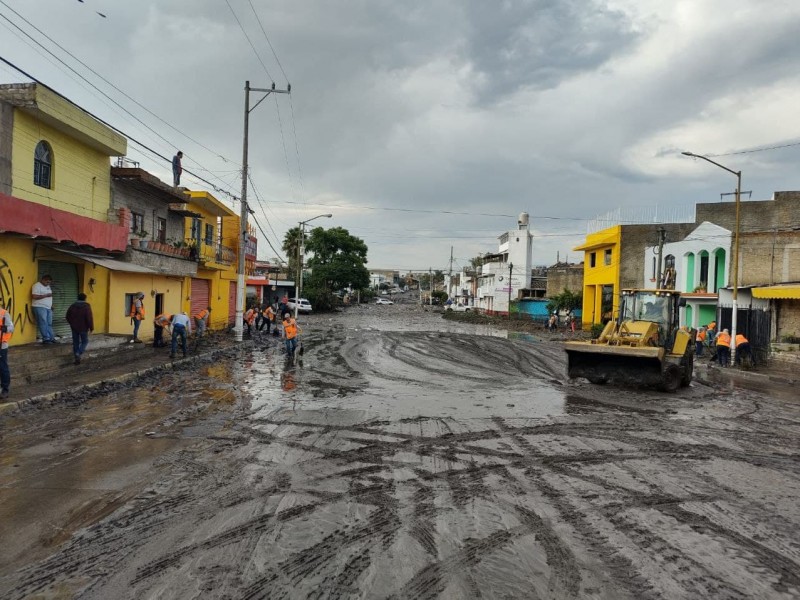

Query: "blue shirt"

xmin=171 ymin=313 xmax=191 ymax=330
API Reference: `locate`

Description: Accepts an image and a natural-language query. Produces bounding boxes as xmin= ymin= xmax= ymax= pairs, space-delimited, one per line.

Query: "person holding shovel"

xmin=282 ymin=312 xmax=302 ymax=356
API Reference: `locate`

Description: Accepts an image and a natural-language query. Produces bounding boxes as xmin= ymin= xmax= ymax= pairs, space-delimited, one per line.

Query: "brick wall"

xmin=739 ymin=231 xmax=800 ymax=286
xmin=696 ymin=192 xmax=800 ymax=232
xmin=110 ymin=180 xmax=184 ymax=244
xmin=546 ymin=264 xmax=583 ymax=297
xmin=777 ymin=299 xmax=800 ymax=340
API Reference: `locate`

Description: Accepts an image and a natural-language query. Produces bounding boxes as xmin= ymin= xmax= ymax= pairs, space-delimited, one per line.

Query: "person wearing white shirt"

xmin=31 ymin=274 xmax=55 ymax=344
xmin=169 ymin=312 xmax=192 ymax=359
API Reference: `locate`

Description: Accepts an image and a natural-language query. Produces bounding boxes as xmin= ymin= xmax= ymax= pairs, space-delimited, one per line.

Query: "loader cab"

xmin=619 ymin=289 xmax=680 ymax=348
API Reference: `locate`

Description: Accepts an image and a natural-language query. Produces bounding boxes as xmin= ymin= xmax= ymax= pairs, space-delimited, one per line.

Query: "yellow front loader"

xmin=565 ymin=289 xmax=695 ymax=392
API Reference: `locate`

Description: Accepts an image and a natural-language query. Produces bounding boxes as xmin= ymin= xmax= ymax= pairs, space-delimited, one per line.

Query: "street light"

xmin=681 ymin=151 xmax=742 ymax=361
xmin=295 ymin=213 xmax=333 ymax=319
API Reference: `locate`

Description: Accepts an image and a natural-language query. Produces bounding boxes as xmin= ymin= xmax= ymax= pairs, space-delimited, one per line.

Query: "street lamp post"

xmin=295 ymin=214 xmax=332 ymax=319
xmin=681 ymin=151 xmax=742 ymax=362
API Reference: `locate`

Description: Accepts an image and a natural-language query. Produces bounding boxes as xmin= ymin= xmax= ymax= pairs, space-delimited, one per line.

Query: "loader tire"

xmin=680 ymin=355 xmax=694 ymax=387
xmin=661 ymin=364 xmax=682 ymax=393
xmin=588 ymin=375 xmax=608 ymax=385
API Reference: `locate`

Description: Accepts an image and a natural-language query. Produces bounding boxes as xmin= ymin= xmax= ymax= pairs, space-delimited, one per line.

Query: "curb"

xmin=0 ymin=341 xmax=254 ymax=416
xmin=693 ymin=362 xmax=796 ymax=389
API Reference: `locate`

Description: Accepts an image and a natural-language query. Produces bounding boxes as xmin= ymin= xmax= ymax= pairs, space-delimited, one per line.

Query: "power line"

xmin=0 ymin=55 xmax=240 ymax=202
xmin=0 ymin=0 xmax=241 ymax=168
xmin=247 ymin=0 xmax=289 ymax=83
xmin=708 ymin=140 xmax=800 ymax=158
xmin=224 ymin=0 xmax=274 ymax=83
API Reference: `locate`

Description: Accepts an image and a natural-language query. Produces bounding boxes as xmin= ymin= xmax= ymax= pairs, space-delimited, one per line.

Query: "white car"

xmin=376 ymin=298 xmax=394 ymax=305
xmin=287 ymin=298 xmax=313 ymax=313
xmin=447 ymin=304 xmax=471 ymax=312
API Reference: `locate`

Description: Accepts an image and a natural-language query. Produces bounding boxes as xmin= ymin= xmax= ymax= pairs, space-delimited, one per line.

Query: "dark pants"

xmin=735 ymin=343 xmax=753 ymax=365
xmin=133 ymin=318 xmax=141 ymax=340
xmin=717 ymin=345 xmax=730 ymax=367
xmin=71 ymin=329 xmax=89 ymax=357
xmin=284 ymin=337 xmax=297 ymax=354
xmin=259 ymin=317 xmax=271 ymax=333
xmin=695 ymin=341 xmax=703 ymax=356
xmin=171 ymin=324 xmax=187 ymax=356
xmin=0 ymin=348 xmax=9 ymax=393
xmin=154 ymin=325 xmax=166 ymax=347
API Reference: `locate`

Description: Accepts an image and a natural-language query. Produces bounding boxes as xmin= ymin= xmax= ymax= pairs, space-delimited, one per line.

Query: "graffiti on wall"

xmin=0 ymin=257 xmax=32 ymax=333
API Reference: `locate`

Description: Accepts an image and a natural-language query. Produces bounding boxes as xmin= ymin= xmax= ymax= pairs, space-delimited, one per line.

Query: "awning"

xmin=573 ymin=233 xmax=617 ymax=252
xmin=752 ymin=284 xmax=800 ymax=300
xmin=52 ymin=248 xmax=159 ymax=274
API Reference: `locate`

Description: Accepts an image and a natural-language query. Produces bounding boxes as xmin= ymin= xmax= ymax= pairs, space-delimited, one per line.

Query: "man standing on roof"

xmin=172 ymin=151 xmax=183 ymax=187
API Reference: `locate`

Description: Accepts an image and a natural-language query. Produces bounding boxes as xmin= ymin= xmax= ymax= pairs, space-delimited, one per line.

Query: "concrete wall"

xmin=107 ymin=272 xmax=184 ymax=338
xmin=738 ymin=231 xmax=800 ymax=287
xmin=11 ymin=110 xmax=114 ymax=222
xmin=619 ymin=223 xmax=696 ymax=289
xmin=776 ymin=299 xmax=800 ymax=340
xmin=0 ymin=101 xmax=12 ymax=195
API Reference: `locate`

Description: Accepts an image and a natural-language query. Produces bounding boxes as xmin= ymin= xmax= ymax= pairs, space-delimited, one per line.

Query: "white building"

xmin=477 ymin=213 xmax=534 ymax=315
xmin=642 ymin=221 xmax=732 ymax=328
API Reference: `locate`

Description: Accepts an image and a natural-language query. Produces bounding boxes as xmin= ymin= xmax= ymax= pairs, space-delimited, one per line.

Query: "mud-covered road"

xmin=2 ymin=305 xmax=799 ymax=599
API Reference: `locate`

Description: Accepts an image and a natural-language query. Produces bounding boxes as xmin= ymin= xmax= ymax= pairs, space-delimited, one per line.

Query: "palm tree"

xmin=282 ymin=227 xmax=302 ymax=281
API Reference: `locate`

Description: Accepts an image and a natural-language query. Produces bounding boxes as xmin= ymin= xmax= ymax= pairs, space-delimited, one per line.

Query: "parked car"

xmin=375 ymin=298 xmax=394 ymax=305
xmin=287 ymin=298 xmax=313 ymax=314
xmin=447 ymin=304 xmax=471 ymax=312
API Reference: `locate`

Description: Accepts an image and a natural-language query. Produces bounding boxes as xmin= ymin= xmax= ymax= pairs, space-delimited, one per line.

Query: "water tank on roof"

xmin=518 ymin=212 xmax=529 ymax=229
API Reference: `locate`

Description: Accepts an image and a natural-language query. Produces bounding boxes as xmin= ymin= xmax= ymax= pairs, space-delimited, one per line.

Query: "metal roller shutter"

xmin=37 ymin=260 xmax=79 ymax=338
xmin=228 ymin=282 xmax=237 ymax=326
xmin=190 ymin=278 xmax=210 ymax=320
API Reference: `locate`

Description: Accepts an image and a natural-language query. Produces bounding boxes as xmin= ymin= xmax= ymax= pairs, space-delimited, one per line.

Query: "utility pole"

xmin=655 ymin=227 xmax=666 ymax=289
xmin=448 ymin=246 xmax=453 ymax=301
xmin=507 ymin=262 xmax=513 ymax=319
xmin=235 ymin=80 xmax=290 ymax=342
xmin=429 ymin=267 xmax=433 ymax=306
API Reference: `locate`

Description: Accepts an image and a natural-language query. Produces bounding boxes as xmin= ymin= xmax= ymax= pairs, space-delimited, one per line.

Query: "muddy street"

xmin=1 ymin=305 xmax=799 ymax=599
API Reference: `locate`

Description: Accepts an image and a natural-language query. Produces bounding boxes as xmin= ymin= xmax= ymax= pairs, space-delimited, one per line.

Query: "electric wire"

xmin=223 ymin=0 xmax=273 ymax=83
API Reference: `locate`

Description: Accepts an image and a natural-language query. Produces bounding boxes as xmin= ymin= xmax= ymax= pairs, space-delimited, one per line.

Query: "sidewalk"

xmin=0 ymin=332 xmax=253 ymax=415
xmin=693 ymin=354 xmax=799 ymax=390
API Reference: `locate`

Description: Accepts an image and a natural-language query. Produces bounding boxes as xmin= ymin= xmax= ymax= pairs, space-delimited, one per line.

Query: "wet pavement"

xmin=1 ymin=304 xmax=799 ymax=599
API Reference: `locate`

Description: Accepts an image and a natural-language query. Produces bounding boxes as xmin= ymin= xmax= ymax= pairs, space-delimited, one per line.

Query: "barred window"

xmin=34 ymin=141 xmax=52 ymax=188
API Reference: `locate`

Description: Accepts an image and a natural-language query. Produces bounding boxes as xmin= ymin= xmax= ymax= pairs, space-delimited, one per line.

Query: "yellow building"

xmin=0 ymin=83 xmax=128 ymax=345
xmin=182 ymin=190 xmax=244 ymax=329
xmin=573 ymin=226 xmax=621 ymax=326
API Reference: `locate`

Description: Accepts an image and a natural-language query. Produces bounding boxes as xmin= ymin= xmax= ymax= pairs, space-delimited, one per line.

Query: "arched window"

xmin=34 ymin=141 xmax=52 ymax=189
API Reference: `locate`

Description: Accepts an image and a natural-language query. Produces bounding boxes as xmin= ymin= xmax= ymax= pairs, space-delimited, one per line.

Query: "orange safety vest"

xmin=735 ymin=334 xmax=748 ymax=346
xmin=245 ymin=309 xmax=256 ymax=324
xmin=696 ymin=329 xmax=706 ymax=342
xmin=130 ymin=300 xmax=145 ymax=320
xmin=0 ymin=308 xmax=12 ymax=345
xmin=716 ymin=332 xmax=731 ymax=347
xmin=194 ymin=309 xmax=209 ymax=321
xmin=283 ymin=317 xmax=298 ymax=339
xmin=263 ymin=306 xmax=274 ymax=320
xmin=154 ymin=313 xmax=171 ymax=327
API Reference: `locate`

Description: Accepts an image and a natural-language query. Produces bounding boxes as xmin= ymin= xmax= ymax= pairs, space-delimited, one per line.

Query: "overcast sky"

xmin=2 ymin=0 xmax=799 ymax=272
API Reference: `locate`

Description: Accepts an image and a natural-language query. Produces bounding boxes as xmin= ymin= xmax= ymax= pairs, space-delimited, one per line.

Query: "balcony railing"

xmin=196 ymin=239 xmax=235 ymax=265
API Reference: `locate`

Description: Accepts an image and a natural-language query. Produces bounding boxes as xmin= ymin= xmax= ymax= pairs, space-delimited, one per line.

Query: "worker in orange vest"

xmin=282 ymin=311 xmax=301 ymax=355
xmin=153 ymin=313 xmax=172 ymax=348
xmin=695 ymin=326 xmax=706 ymax=357
xmin=1 ymin=306 xmax=15 ymax=399
xmin=129 ymin=292 xmax=145 ymax=343
xmin=734 ymin=333 xmax=753 ymax=366
xmin=715 ymin=328 xmax=731 ymax=367
xmin=193 ymin=306 xmax=211 ymax=338
xmin=260 ymin=304 xmax=275 ymax=334
xmin=244 ymin=306 xmax=257 ymax=336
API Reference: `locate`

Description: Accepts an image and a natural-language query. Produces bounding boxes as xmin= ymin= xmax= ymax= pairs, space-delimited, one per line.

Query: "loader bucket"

xmin=565 ymin=343 xmax=664 ymax=387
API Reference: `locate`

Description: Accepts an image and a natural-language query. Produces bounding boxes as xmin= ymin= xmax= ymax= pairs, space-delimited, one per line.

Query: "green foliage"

xmin=281 ymin=227 xmax=302 ymax=281
xmin=590 ymin=323 xmax=605 ymax=339
xmin=431 ymin=290 xmax=448 ymax=304
xmin=546 ymin=288 xmax=582 ymax=314
xmin=305 ymin=227 xmax=370 ymax=309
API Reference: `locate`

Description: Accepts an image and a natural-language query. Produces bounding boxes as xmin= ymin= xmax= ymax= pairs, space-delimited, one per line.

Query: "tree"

xmin=546 ymin=288 xmax=582 ymax=314
xmin=304 ymin=226 xmax=370 ymax=310
xmin=281 ymin=227 xmax=302 ymax=281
